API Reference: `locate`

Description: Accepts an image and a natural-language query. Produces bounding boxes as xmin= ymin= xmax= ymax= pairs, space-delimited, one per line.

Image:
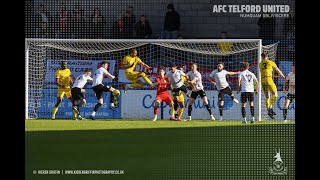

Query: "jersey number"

xmin=246 ymin=74 xmax=252 ymax=82
xmin=262 ymin=63 xmax=267 ymax=70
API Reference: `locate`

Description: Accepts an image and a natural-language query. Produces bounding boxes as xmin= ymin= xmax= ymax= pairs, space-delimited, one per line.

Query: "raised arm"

xmin=87 ymin=77 xmax=94 ymax=82
xmin=274 ymin=67 xmax=285 ymax=79
xmin=134 ymin=56 xmax=150 ymax=69
xmin=227 ymin=71 xmax=240 ymax=76
xmin=103 ymin=69 xmax=115 ymax=79
xmin=138 ymin=61 xmax=151 ymax=69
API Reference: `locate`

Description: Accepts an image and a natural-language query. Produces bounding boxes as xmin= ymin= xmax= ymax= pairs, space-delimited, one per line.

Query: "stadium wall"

xmin=30 ymin=0 xmax=294 ymax=38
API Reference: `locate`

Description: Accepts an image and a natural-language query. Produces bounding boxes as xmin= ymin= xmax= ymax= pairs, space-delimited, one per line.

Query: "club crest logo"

xmin=269 ymin=148 xmax=287 ymax=175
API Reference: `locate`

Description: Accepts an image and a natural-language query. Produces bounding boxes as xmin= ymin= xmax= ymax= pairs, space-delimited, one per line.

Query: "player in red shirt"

xmin=152 ymin=68 xmax=176 ymax=121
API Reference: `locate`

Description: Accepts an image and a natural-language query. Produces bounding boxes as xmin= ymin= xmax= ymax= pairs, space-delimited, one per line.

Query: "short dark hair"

xmin=261 ymin=52 xmax=268 ymax=58
xmin=61 ymin=61 xmax=67 ymax=66
xmin=159 ymin=67 xmax=165 ymax=72
xmin=292 ymin=63 xmax=295 ymax=67
xmin=170 ymin=63 xmax=177 ymax=67
xmin=217 ymin=62 xmax=224 ymax=66
xmin=101 ymin=61 xmax=107 ymax=65
xmin=85 ymin=69 xmax=91 ymax=72
xmin=242 ymin=61 xmax=250 ymax=69
xmin=131 ymin=49 xmax=137 ymax=53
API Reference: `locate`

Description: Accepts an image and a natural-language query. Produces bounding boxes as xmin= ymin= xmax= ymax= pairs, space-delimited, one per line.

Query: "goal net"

xmin=26 ymin=39 xmax=291 ymax=121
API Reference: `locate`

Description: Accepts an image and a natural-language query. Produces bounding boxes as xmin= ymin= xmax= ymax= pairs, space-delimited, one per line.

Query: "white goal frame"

xmin=25 ymin=38 xmax=262 ymax=120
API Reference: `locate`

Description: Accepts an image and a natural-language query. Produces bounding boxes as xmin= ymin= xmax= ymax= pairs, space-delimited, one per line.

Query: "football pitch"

xmin=26 ymin=120 xmax=295 ymax=180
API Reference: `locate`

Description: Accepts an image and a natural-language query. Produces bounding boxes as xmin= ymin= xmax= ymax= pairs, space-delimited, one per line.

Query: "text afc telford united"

xmin=213 ymin=5 xmax=291 ymax=17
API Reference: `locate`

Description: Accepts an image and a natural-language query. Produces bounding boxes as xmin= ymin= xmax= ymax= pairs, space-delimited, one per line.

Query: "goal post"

xmin=25 ymin=41 xmax=29 ymax=119
xmin=257 ymin=39 xmax=262 ymax=122
xmin=25 ymin=38 xmax=277 ymax=121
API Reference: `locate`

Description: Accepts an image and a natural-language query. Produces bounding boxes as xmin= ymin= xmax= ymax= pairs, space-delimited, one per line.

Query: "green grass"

xmin=26 ymin=119 xmax=295 ymax=180
xmin=26 ymin=119 xmax=294 ymax=131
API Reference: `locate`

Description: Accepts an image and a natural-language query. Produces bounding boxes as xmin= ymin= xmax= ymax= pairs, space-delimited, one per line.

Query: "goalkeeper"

xmin=122 ymin=49 xmax=156 ymax=93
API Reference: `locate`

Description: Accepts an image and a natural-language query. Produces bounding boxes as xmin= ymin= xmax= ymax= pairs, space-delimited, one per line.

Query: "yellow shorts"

xmin=181 ymin=76 xmax=187 ymax=82
xmin=261 ymin=77 xmax=277 ymax=93
xmin=171 ymin=92 xmax=185 ymax=103
xmin=125 ymin=71 xmax=141 ymax=83
xmin=57 ymin=86 xmax=72 ymax=99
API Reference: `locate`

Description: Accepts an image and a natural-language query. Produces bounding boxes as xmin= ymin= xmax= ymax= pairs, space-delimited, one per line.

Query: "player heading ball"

xmin=122 ymin=49 xmax=156 ymax=93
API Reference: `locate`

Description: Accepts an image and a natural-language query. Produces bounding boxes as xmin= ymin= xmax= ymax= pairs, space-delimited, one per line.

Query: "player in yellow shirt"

xmin=122 ymin=49 xmax=155 ymax=93
xmin=217 ymin=32 xmax=233 ymax=56
xmin=258 ymin=52 xmax=285 ymax=119
xmin=52 ymin=61 xmax=76 ymax=120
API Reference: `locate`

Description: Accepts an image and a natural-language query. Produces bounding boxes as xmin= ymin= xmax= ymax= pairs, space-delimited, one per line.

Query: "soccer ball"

xmin=112 ymin=89 xmax=120 ymax=97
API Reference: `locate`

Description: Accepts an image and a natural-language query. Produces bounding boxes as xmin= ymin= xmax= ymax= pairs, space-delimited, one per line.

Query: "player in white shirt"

xmin=71 ymin=69 xmax=93 ymax=120
xmin=165 ymin=63 xmax=190 ymax=121
xmin=282 ymin=64 xmax=295 ymax=122
xmin=238 ymin=62 xmax=259 ymax=124
xmin=209 ymin=62 xmax=240 ymax=121
xmin=90 ymin=61 xmax=120 ymax=120
xmin=186 ymin=63 xmax=215 ymax=121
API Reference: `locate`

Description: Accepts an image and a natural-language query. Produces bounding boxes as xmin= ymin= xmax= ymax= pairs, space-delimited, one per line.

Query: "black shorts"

xmin=286 ymin=93 xmax=295 ymax=102
xmin=92 ymin=84 xmax=111 ymax=100
xmin=191 ymin=90 xmax=207 ymax=99
xmin=241 ymin=92 xmax=254 ymax=103
xmin=218 ymin=86 xmax=233 ymax=101
xmin=71 ymin=87 xmax=84 ymax=101
xmin=172 ymin=85 xmax=188 ymax=97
